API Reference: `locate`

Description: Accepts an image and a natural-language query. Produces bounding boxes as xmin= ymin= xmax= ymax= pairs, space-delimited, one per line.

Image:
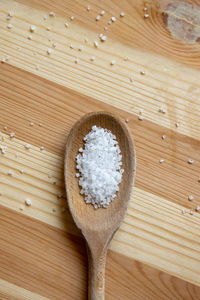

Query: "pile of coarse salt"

xmin=76 ymin=126 xmax=124 ymax=209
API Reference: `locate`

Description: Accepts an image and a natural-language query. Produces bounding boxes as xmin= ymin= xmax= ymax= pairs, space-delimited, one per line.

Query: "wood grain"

xmin=1 ymin=206 xmax=200 ymax=300
xmin=0 ymin=0 xmax=200 ymax=297
xmin=64 ymin=112 xmax=136 ymax=300
xmin=1 ymin=133 xmax=200 ymax=285
xmin=1 ymin=0 xmax=200 ymax=141
xmin=16 ymin=0 xmax=200 ymax=68
xmin=0 ymin=64 xmax=200 ymax=210
xmin=0 ymin=279 xmax=49 ymax=300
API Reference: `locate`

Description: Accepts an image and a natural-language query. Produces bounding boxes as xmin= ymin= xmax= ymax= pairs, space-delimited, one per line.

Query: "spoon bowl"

xmin=65 ymin=111 xmax=136 ymax=300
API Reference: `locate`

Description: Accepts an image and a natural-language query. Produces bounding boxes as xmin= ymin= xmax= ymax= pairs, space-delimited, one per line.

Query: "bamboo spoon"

xmin=64 ymin=111 xmax=136 ymax=300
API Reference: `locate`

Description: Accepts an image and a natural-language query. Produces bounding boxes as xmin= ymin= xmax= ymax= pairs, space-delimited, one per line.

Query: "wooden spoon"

xmin=64 ymin=111 xmax=136 ymax=300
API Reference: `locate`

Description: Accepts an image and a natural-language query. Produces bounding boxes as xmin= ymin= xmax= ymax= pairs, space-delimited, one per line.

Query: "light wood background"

xmin=0 ymin=0 xmax=200 ymax=299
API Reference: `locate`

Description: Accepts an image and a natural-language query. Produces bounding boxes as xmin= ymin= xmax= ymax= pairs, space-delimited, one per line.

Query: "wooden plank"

xmin=1 ymin=134 xmax=200 ymax=285
xmin=16 ymin=0 xmax=200 ymax=68
xmin=0 ymin=0 xmax=200 ymax=140
xmin=1 ymin=206 xmax=200 ymax=300
xmin=0 ymin=64 xmax=200 ymax=209
xmin=0 ymin=279 xmax=49 ymax=300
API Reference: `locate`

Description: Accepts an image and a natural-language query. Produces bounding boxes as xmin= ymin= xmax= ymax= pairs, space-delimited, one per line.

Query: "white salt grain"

xmin=47 ymin=48 xmax=52 ymax=55
xmin=8 ymin=11 xmax=14 ymax=17
xmin=30 ymin=122 xmax=34 ymax=126
xmin=100 ymin=10 xmax=105 ymax=16
xmin=90 ymin=56 xmax=95 ymax=61
xmin=74 ymin=58 xmax=79 ymax=64
xmin=10 ymin=132 xmax=15 ymax=138
xmin=144 ymin=13 xmax=149 ymax=18
xmin=28 ymin=35 xmax=32 ymax=40
xmin=70 ymin=16 xmax=75 ymax=21
xmin=140 ymin=70 xmax=146 ymax=75
xmin=94 ymin=41 xmax=99 ymax=48
xmin=8 ymin=170 xmax=13 ymax=176
xmin=25 ymin=198 xmax=32 ymax=206
xmin=65 ymin=22 xmax=69 ymax=28
xmin=7 ymin=24 xmax=13 ymax=29
xmin=19 ymin=205 xmax=24 ymax=211
xmin=162 ymin=135 xmax=166 ymax=140
xmin=120 ymin=12 xmax=125 ymax=17
xmin=96 ymin=15 xmax=101 ymax=21
xmin=159 ymin=159 xmax=165 ymax=163
xmin=49 ymin=11 xmax=56 ymax=17
xmin=188 ymin=195 xmax=194 ymax=201
xmin=111 ymin=16 xmax=116 ymax=22
xmin=110 ymin=59 xmax=116 ymax=65
xmin=138 ymin=115 xmax=143 ymax=121
xmin=76 ymin=126 xmax=124 ymax=209
xmin=190 ymin=209 xmax=194 ymax=215
xmin=78 ymin=45 xmax=83 ymax=51
xmin=87 ymin=5 xmax=91 ymax=11
xmin=188 ymin=159 xmax=194 ymax=164
xmin=30 ymin=25 xmax=36 ymax=32
xmin=40 ymin=146 xmax=44 ymax=150
xmin=24 ymin=144 xmax=31 ymax=149
xmin=196 ymin=206 xmax=200 ymax=212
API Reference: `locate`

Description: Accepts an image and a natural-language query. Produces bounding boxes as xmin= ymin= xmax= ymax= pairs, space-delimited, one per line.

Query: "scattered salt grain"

xmin=20 ymin=169 xmax=24 ymax=174
xmin=76 ymin=173 xmax=80 ymax=177
xmin=74 ymin=58 xmax=79 ymax=64
xmin=190 ymin=209 xmax=194 ymax=215
xmin=110 ymin=59 xmax=116 ymax=65
xmin=1 ymin=58 xmax=6 ymax=63
xmin=100 ymin=10 xmax=105 ymax=16
xmin=104 ymin=26 xmax=108 ymax=31
xmin=78 ymin=45 xmax=83 ymax=51
xmin=162 ymin=135 xmax=166 ymax=140
xmin=125 ymin=118 xmax=129 ymax=123
xmin=40 ymin=146 xmax=44 ymax=150
xmin=47 ymin=48 xmax=52 ymax=55
xmin=76 ymin=126 xmax=124 ymax=209
xmin=25 ymin=198 xmax=32 ymax=206
xmin=181 ymin=209 xmax=186 ymax=214
xmin=159 ymin=159 xmax=165 ymax=163
xmin=70 ymin=16 xmax=74 ymax=21
xmin=196 ymin=206 xmax=200 ymax=212
xmin=4 ymin=126 xmax=7 ymax=130
xmin=100 ymin=35 xmax=107 ymax=41
xmin=111 ymin=16 xmax=116 ymax=22
xmin=96 ymin=15 xmax=101 ymax=21
xmin=175 ymin=122 xmax=180 ymax=127
xmin=94 ymin=41 xmax=99 ymax=48
xmin=30 ymin=25 xmax=36 ymax=32
xmin=70 ymin=44 xmax=74 ymax=49
xmin=108 ymin=20 xmax=112 ymax=25
xmin=188 ymin=159 xmax=194 ymax=164
xmin=124 ymin=56 xmax=128 ymax=61
xmin=87 ymin=5 xmax=91 ymax=11
xmin=144 ymin=13 xmax=149 ymax=18
xmin=30 ymin=122 xmax=34 ymax=126
xmin=140 ymin=70 xmax=146 ymax=75
xmin=90 ymin=56 xmax=95 ymax=61
xmin=46 ymin=26 xmax=51 ymax=31
xmin=8 ymin=11 xmax=14 ymax=17
xmin=24 ymin=144 xmax=31 ymax=149
xmin=39 ymin=123 xmax=43 ymax=127
xmin=28 ymin=35 xmax=32 ymax=40
xmin=159 ymin=107 xmax=166 ymax=114
xmin=52 ymin=42 xmax=57 ymax=48
xmin=143 ymin=7 xmax=148 ymax=11
xmin=49 ymin=11 xmax=56 ymax=17
xmin=188 ymin=195 xmax=194 ymax=201
xmin=138 ymin=115 xmax=143 ymax=121
xmin=65 ymin=22 xmax=69 ymax=28
xmin=10 ymin=132 xmax=15 ymax=138
xmin=7 ymin=24 xmax=13 ymax=29
xmin=8 ymin=170 xmax=13 ymax=176
xmin=120 ymin=12 xmax=125 ymax=17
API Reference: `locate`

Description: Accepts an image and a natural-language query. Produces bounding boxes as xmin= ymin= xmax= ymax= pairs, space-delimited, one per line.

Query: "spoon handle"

xmin=88 ymin=247 xmax=107 ymax=300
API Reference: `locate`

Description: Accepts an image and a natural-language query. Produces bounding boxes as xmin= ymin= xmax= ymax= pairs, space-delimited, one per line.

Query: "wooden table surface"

xmin=0 ymin=0 xmax=200 ymax=299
